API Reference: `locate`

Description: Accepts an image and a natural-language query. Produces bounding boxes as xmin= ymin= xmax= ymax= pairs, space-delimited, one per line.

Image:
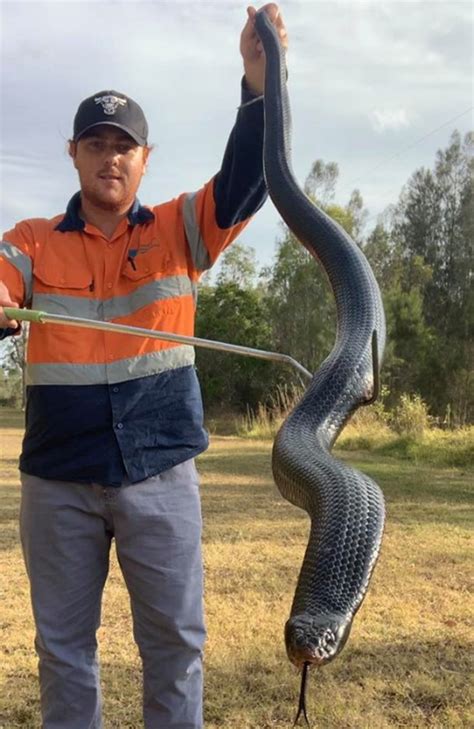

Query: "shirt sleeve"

xmin=0 ymin=221 xmax=36 ymax=339
xmin=181 ymin=78 xmax=267 ymax=273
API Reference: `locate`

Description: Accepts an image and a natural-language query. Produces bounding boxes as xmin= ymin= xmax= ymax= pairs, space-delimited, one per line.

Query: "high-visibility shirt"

xmin=0 ymin=83 xmax=267 ymax=486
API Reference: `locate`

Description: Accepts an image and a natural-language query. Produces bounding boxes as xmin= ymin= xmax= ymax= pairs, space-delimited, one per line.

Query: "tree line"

xmin=196 ymin=130 xmax=473 ymax=426
xmin=1 ymin=130 xmax=472 ymax=425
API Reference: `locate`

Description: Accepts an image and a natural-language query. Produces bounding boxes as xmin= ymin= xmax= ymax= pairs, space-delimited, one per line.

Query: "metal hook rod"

xmin=3 ymin=307 xmax=313 ymax=381
xmin=362 ymin=329 xmax=380 ymax=406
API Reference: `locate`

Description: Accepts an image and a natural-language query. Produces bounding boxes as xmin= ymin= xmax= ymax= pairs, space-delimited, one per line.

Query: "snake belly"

xmin=255 ymin=11 xmax=387 ymax=669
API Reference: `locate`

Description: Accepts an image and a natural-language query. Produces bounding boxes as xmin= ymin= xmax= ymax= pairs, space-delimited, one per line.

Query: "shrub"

xmin=233 ymin=388 xmax=473 ymax=469
xmin=236 ymin=385 xmax=303 ymax=438
xmin=378 ymin=427 xmax=474 ymax=467
xmin=391 ymin=393 xmax=432 ymax=436
xmin=336 ymin=385 xmax=393 ymax=451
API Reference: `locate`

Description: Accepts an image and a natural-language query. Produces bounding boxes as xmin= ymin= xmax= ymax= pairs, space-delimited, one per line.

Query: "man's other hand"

xmin=0 ymin=281 xmax=19 ymax=329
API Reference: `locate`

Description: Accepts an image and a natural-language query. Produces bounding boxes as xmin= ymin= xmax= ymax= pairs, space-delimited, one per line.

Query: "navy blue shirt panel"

xmin=20 ymin=366 xmax=208 ymax=486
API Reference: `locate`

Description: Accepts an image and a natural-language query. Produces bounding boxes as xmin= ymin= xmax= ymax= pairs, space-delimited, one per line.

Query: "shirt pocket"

xmin=34 ymin=246 xmax=93 ymax=292
xmin=32 ymin=243 xmax=95 ymax=321
xmin=119 ymin=243 xmax=192 ymax=324
xmin=121 ymin=245 xmax=173 ymax=282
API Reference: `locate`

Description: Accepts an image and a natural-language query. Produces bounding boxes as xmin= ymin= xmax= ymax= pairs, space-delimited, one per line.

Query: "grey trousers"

xmin=20 ymin=461 xmax=205 ymax=729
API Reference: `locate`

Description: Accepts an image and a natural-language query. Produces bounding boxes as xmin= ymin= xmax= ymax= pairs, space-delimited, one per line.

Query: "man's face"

xmin=69 ymin=126 xmax=150 ymax=213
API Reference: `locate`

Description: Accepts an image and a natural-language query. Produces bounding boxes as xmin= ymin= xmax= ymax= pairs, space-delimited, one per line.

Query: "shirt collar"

xmin=127 ymin=196 xmax=155 ymax=226
xmin=55 ymin=191 xmax=155 ymax=232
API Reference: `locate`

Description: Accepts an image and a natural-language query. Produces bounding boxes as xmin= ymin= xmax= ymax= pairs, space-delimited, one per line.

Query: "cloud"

xmin=369 ymin=108 xmax=411 ymax=133
xmin=1 ymin=0 xmax=472 ymax=258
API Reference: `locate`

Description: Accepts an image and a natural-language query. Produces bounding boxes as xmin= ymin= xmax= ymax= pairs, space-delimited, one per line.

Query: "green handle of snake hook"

xmin=3 ymin=307 xmax=46 ymax=323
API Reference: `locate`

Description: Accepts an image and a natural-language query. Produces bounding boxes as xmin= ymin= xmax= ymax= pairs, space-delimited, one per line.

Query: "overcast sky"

xmin=1 ymin=0 xmax=472 ymax=272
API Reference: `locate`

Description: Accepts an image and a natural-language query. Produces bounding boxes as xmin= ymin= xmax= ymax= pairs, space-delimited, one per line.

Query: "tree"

xmin=0 ymin=327 xmax=28 ymax=409
xmin=216 ymin=242 xmax=258 ymax=288
xmin=391 ymin=131 xmax=474 ymax=422
xmin=262 ymin=228 xmax=336 ymax=376
xmin=195 ymin=281 xmax=276 ymax=410
xmin=263 ymin=159 xmax=368 ymax=380
xmin=363 ymin=223 xmax=394 ymax=291
xmin=363 ymin=224 xmax=435 ymax=407
xmin=304 ymin=160 xmax=338 ymax=205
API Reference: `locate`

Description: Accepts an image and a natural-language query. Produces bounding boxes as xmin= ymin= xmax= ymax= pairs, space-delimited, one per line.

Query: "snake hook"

xmin=362 ymin=329 xmax=380 ymax=406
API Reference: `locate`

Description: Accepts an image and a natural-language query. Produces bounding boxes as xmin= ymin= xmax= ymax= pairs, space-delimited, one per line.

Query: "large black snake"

xmin=254 ymin=11 xmax=386 ymax=723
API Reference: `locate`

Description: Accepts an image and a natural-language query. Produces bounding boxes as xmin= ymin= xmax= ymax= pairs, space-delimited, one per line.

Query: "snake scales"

xmin=254 ymin=10 xmax=387 ymax=717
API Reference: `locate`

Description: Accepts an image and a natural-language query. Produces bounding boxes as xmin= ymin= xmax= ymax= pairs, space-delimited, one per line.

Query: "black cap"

xmin=73 ymin=90 xmax=148 ymax=145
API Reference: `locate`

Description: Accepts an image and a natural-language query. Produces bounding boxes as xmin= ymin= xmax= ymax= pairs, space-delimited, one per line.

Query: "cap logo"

xmin=94 ymin=94 xmax=127 ymax=116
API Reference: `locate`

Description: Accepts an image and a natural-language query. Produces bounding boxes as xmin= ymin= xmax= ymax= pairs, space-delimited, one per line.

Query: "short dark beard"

xmin=81 ymin=187 xmax=133 ymax=214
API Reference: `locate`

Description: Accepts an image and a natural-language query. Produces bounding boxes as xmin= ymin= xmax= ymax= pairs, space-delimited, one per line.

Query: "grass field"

xmin=0 ymin=408 xmax=472 ymax=728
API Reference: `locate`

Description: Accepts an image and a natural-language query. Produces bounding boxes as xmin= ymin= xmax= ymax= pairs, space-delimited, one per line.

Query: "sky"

xmin=1 ymin=0 xmax=473 ymax=273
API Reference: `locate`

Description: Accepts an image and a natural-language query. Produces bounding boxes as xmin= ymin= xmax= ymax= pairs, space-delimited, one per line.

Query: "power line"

xmin=340 ymin=106 xmax=473 ymax=196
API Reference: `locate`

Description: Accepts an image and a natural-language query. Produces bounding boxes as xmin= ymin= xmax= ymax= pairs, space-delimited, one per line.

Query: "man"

xmin=0 ymin=4 xmax=288 ymax=729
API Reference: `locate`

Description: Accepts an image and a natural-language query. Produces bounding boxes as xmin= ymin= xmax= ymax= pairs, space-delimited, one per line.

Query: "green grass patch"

xmin=375 ymin=428 xmax=474 ymax=467
xmin=338 ymin=425 xmax=474 ymax=468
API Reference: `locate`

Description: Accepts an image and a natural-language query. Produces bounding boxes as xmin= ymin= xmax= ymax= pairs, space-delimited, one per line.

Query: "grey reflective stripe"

xmin=0 ymin=240 xmax=33 ymax=304
xmin=31 ymin=293 xmax=98 ymax=320
xmin=105 ymin=276 xmax=192 ymax=320
xmin=26 ymin=361 xmax=107 ymax=386
xmin=182 ymin=192 xmax=212 ymax=271
xmin=32 ymin=275 xmax=193 ymax=321
xmin=107 ymin=346 xmax=194 ymax=384
xmin=26 ymin=345 xmax=195 ymax=386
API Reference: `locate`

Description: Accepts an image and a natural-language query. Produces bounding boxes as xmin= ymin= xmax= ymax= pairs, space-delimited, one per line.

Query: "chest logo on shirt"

xmin=129 ymin=242 xmax=160 ymax=257
xmin=127 ymin=242 xmax=160 ymax=271
xmin=95 ymin=95 xmax=127 ymax=116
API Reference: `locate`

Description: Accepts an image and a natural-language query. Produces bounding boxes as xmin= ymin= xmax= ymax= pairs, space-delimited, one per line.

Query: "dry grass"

xmin=0 ymin=408 xmax=473 ymax=728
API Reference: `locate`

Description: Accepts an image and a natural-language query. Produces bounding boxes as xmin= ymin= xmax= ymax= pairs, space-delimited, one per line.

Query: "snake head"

xmin=285 ymin=613 xmax=352 ymax=669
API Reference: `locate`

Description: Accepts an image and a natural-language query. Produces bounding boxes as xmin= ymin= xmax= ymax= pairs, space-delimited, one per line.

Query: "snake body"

xmin=255 ymin=12 xmax=386 ymax=672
